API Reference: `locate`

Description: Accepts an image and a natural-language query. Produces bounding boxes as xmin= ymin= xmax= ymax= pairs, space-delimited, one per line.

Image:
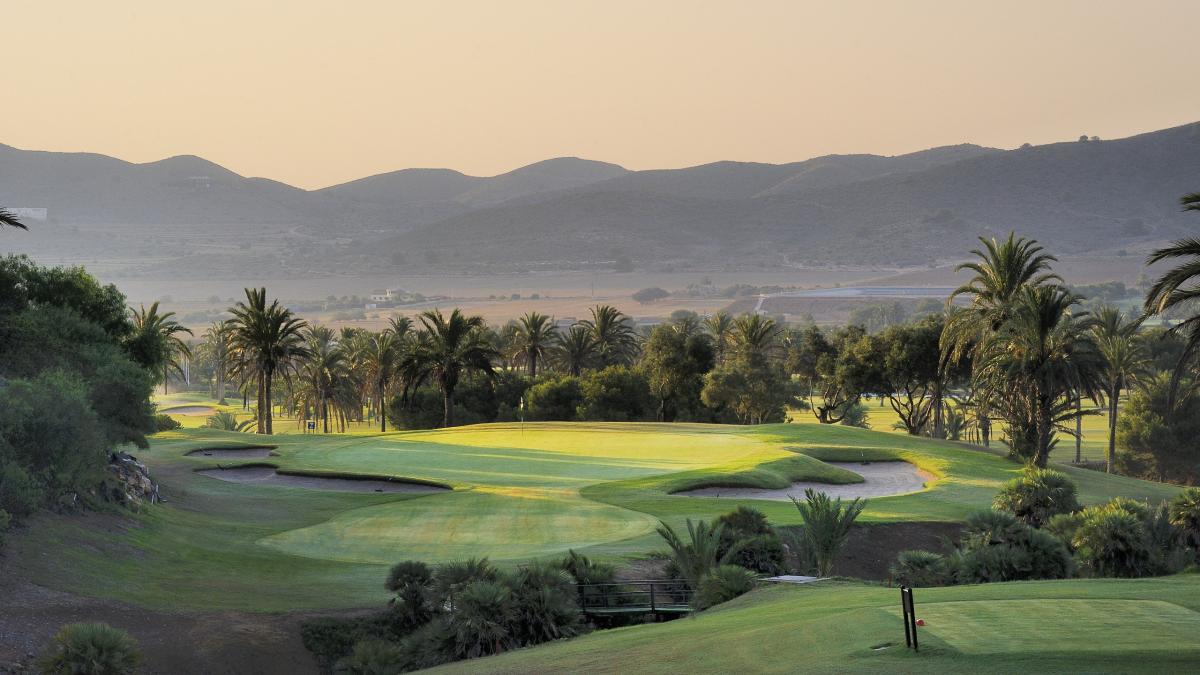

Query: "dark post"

xmin=649 ymin=582 xmax=657 ymax=612
xmin=900 ymin=585 xmax=919 ymax=651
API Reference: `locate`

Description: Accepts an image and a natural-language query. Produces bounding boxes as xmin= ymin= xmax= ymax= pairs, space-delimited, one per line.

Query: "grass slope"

xmin=434 ymin=575 xmax=1200 ymax=674
xmin=8 ymin=419 xmax=1180 ymax=611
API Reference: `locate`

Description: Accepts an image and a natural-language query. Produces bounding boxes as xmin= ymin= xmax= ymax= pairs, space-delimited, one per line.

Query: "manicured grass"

xmin=10 ymin=420 xmax=1181 ymax=611
xmin=433 ymin=574 xmax=1200 ymax=674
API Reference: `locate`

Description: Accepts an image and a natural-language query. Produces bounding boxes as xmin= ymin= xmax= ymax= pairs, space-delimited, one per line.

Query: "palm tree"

xmin=228 ymin=288 xmax=309 ymax=434
xmin=729 ymin=313 xmax=781 ymax=363
xmin=581 ymin=305 xmax=638 ymax=367
xmin=298 ymin=325 xmax=350 ymax=433
xmin=200 ymin=321 xmax=234 ymax=404
xmin=131 ymin=302 xmax=193 ymax=395
xmin=704 ymin=311 xmax=734 ymax=363
xmin=402 ymin=309 xmax=499 ymax=427
xmin=361 ymin=331 xmax=403 ymax=431
xmin=973 ymin=285 xmax=1100 ymax=467
xmin=513 ymin=312 xmax=558 ymax=377
xmin=942 ymin=233 xmax=1062 ymax=364
xmin=0 ymin=208 xmax=28 ymax=231
xmin=1142 ymin=193 xmax=1200 ymax=398
xmin=388 ymin=315 xmax=413 ymax=340
xmin=1092 ymin=308 xmax=1147 ymax=472
xmin=553 ymin=325 xmax=597 ymax=376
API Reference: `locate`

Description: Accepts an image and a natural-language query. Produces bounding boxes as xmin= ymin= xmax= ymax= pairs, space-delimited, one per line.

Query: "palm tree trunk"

xmin=256 ymin=373 xmax=267 ymax=434
xmin=443 ymin=388 xmax=454 ymax=428
xmin=529 ymin=352 xmax=537 ymax=378
xmin=1107 ymin=388 xmax=1119 ymax=473
xmin=1035 ymin=394 xmax=1053 ymax=468
xmin=1080 ymin=393 xmax=1089 ymax=461
xmin=217 ymin=363 xmax=227 ymax=405
xmin=265 ymin=375 xmax=274 ymax=435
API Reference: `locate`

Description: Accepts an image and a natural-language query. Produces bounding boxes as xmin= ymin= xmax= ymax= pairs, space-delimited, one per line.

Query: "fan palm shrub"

xmin=656 ymin=519 xmax=741 ymax=591
xmin=790 ymin=489 xmax=866 ymax=577
xmin=993 ymin=467 xmax=1080 ymax=527
xmin=38 ymin=622 xmax=142 ymax=675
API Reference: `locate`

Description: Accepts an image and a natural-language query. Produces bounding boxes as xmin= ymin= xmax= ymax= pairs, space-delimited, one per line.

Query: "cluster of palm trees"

xmin=942 ymin=222 xmax=1200 ymax=472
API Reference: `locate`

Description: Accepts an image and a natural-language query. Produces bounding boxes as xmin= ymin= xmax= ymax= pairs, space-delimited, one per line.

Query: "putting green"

xmin=261 ymin=488 xmax=659 ymax=564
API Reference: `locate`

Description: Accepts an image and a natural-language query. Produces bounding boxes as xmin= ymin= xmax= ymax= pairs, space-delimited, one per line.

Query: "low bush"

xmin=954 ymin=510 xmax=1073 ymax=583
xmin=386 ymin=561 xmax=435 ymax=631
xmin=1170 ymin=488 xmax=1200 ymax=558
xmin=1072 ymin=504 xmax=1150 ymax=578
xmin=696 ymin=564 xmax=757 ymax=609
xmin=0 ymin=461 xmax=44 ymax=518
xmin=38 ymin=622 xmax=142 ymax=675
xmin=0 ymin=509 xmax=10 ymax=549
xmin=301 ymin=614 xmax=399 ymax=674
xmin=525 ymin=376 xmax=583 ymax=421
xmin=506 ymin=563 xmax=583 ymax=645
xmin=993 ymin=467 xmax=1079 ymax=527
xmin=890 ymin=550 xmax=950 ymax=587
xmin=152 ymin=413 xmax=181 ymax=432
xmin=715 ymin=506 xmax=786 ymax=575
xmin=334 ymin=639 xmax=407 ymax=675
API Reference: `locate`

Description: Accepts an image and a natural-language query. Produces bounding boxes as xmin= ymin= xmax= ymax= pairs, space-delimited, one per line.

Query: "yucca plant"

xmin=790 ymin=489 xmax=866 ymax=577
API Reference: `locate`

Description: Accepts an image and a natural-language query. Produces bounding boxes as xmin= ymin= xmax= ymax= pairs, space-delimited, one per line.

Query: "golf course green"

xmin=11 ymin=415 xmax=1180 ymax=612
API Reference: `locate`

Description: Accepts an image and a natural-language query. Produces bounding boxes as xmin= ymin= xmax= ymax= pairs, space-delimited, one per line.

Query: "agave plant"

xmin=205 ymin=410 xmax=255 ymax=432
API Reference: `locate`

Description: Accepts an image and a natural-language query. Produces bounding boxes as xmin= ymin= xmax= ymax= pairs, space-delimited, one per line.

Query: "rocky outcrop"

xmin=106 ymin=452 xmax=160 ymax=505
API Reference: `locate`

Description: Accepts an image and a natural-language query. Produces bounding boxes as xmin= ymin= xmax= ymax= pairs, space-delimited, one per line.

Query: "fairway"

xmin=9 ymin=417 xmax=1182 ymax=611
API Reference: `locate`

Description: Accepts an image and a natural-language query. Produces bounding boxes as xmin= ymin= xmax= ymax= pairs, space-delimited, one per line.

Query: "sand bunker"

xmin=675 ymin=461 xmax=933 ymax=501
xmin=186 ymin=446 xmax=275 ymax=459
xmin=162 ymin=405 xmax=216 ymax=416
xmin=197 ymin=466 xmax=448 ymax=494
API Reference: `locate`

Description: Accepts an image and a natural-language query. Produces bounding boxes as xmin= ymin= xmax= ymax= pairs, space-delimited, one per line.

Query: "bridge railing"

xmin=577 ymin=579 xmax=693 ymax=613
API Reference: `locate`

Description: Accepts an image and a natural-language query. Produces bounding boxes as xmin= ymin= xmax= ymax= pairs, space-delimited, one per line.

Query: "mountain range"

xmin=2 ymin=121 xmax=1198 ymax=271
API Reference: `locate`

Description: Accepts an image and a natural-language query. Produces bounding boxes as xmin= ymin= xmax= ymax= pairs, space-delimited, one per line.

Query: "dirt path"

xmin=674 ymin=461 xmax=934 ymax=501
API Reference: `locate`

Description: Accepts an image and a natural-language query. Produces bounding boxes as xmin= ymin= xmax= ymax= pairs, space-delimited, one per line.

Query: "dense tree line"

xmin=0 ymin=255 xmax=176 ymax=541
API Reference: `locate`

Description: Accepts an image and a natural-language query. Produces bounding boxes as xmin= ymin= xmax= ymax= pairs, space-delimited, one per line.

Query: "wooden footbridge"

xmin=577 ymin=580 xmax=693 ymax=617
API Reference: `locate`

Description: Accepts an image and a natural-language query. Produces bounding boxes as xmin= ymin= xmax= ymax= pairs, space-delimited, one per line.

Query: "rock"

xmin=107 ymin=451 xmax=161 ymax=505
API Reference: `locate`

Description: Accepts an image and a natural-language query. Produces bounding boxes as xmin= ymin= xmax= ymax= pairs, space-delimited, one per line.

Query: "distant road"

xmin=754 ymin=286 xmax=956 ymax=314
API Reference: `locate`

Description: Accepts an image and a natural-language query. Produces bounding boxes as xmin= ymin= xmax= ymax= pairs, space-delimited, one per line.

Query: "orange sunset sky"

xmin=6 ymin=0 xmax=1199 ymax=189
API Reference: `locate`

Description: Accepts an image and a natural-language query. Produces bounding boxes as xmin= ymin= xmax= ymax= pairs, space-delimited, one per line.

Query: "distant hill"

xmin=394 ymin=124 xmax=1200 ymax=267
xmin=3 ymin=122 xmax=1199 ymax=273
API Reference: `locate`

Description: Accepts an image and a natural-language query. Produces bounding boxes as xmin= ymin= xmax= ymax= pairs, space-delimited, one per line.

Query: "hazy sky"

xmin=8 ymin=1 xmax=1199 ymax=189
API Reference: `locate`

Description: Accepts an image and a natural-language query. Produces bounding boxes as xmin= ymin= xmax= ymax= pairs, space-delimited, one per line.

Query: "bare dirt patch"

xmin=196 ymin=466 xmax=449 ymax=494
xmin=186 ymin=446 xmax=275 ymax=459
xmin=674 ymin=461 xmax=934 ymax=501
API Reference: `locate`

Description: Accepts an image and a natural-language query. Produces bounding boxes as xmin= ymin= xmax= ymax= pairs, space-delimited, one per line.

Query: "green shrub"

xmin=954 ymin=510 xmax=1073 ymax=583
xmin=385 ymin=561 xmax=435 ymax=631
xmin=1103 ymin=496 xmax=1150 ymax=521
xmin=556 ymin=549 xmax=615 ymax=585
xmin=300 ymin=614 xmax=398 ymax=673
xmin=790 ymin=489 xmax=865 ymax=577
xmin=333 ymin=639 xmax=406 ymax=675
xmin=433 ymin=558 xmax=498 ymax=609
xmin=577 ymin=366 xmax=652 ymax=421
xmin=506 ymin=563 xmax=583 ymax=645
xmin=396 ymin=620 xmax=455 ymax=672
xmin=1145 ymin=502 xmax=1190 ymax=575
xmin=1072 ymin=504 xmax=1152 ymax=578
xmin=1045 ymin=511 xmax=1084 ymax=546
xmin=696 ymin=564 xmax=757 ymax=610
xmin=993 ymin=467 xmax=1079 ymax=527
xmin=778 ymin=527 xmax=818 ymax=576
xmin=152 ymin=413 xmax=181 ymax=432
xmin=1169 ymin=488 xmax=1200 ymax=556
xmin=0 ymin=461 xmax=42 ymax=518
xmin=38 ymin=622 xmax=142 ymax=675
xmin=715 ymin=506 xmax=786 ymax=575
xmin=448 ymin=580 xmax=515 ymax=659
xmin=0 ymin=508 xmax=10 ymax=549
xmin=656 ymin=519 xmax=739 ymax=590
xmin=525 ymin=376 xmax=583 ymax=421
xmin=890 ymin=550 xmax=950 ymax=587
